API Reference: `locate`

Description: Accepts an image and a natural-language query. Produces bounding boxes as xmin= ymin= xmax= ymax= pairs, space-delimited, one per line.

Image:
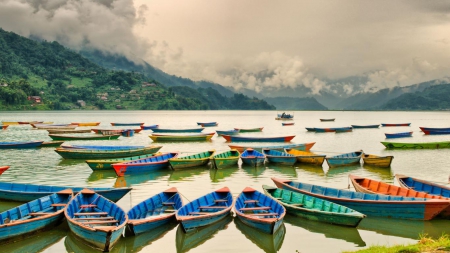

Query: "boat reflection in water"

xmin=57 ymin=159 xmax=85 ymax=167
xmin=241 ymin=164 xmax=267 ymax=178
xmin=358 ymin=217 xmax=450 ymax=240
xmin=295 ymin=164 xmax=325 ymax=177
xmin=88 ymin=170 xmax=117 ymax=182
xmin=234 ymin=217 xmax=286 ymax=253
xmin=209 ymin=166 xmax=239 ymax=182
xmin=169 ymin=167 xmax=209 ymax=182
xmin=324 ymin=164 xmax=363 ymax=177
xmin=267 ymin=164 xmax=298 ymax=179
xmin=361 ymin=164 xmax=393 ymax=181
xmin=176 ymin=214 xmax=232 ymax=253
xmin=284 ymin=215 xmax=366 ymax=247
xmin=114 ymin=170 xmax=171 ymax=187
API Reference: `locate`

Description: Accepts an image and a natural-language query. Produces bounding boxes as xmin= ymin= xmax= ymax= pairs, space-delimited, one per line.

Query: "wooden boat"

xmin=1 ymin=121 xmax=20 ymax=125
xmin=126 ymin=187 xmax=183 ymax=235
xmin=151 ymin=128 xmax=204 ymax=133
xmin=351 ymin=124 xmax=380 ymax=128
xmin=49 ymin=133 xmax=120 ymax=141
xmin=419 ymin=127 xmax=450 ymax=135
xmin=222 ymin=135 xmax=295 ymax=142
xmin=0 ymin=166 xmax=9 ymax=175
xmin=0 ymin=181 xmax=131 ymax=202
xmin=284 ymin=148 xmax=326 ymax=165
xmin=395 ymin=174 xmax=450 ymax=198
xmin=34 ymin=124 xmax=78 ymax=130
xmin=149 ymin=133 xmax=214 ymax=142
xmin=315 ymin=127 xmax=352 ymax=133
xmin=216 ymin=129 xmax=240 ymax=136
xmin=381 ymin=123 xmax=411 ymax=127
xmin=235 ymin=187 xmax=285 ymax=234
xmin=349 ymin=174 xmax=450 ymax=218
xmin=86 ymin=154 xmax=160 ymax=171
xmin=271 ymin=177 xmax=450 ymax=220
xmin=62 ymin=145 xmax=145 ymax=150
xmin=112 ymin=152 xmax=179 ymax=176
xmin=241 ymin=148 xmax=266 ymax=166
xmin=381 ymin=141 xmax=450 ymax=149
xmin=64 ymin=189 xmax=128 ymax=251
xmin=110 ymin=122 xmax=144 ymax=126
xmin=384 ymin=131 xmax=413 ymax=138
xmin=422 ymin=130 xmax=450 ymax=135
xmin=39 ymin=141 xmax=65 ymax=147
xmin=228 ymin=142 xmax=315 ymax=153
xmin=262 ymin=185 xmax=365 ymax=227
xmin=320 ymin=118 xmax=335 ymax=122
xmin=234 ymin=127 xmax=263 ymax=132
xmin=18 ymin=121 xmax=43 ymax=125
xmin=0 ymin=189 xmax=73 ymax=243
xmin=305 ymin=127 xmax=315 ymax=132
xmin=362 ymin=154 xmax=394 ymax=167
xmin=1 ymin=125 xmax=8 ymax=130
xmin=0 ymin=141 xmax=44 ymax=149
xmin=168 ymin=150 xmax=215 ymax=170
xmin=175 ymin=187 xmax=233 ymax=233
xmin=276 ymin=112 xmax=294 ymax=120
xmin=282 ymin=122 xmax=295 ymax=126
xmin=55 ymin=145 xmax=162 ymax=159
xmin=325 ymin=150 xmax=363 ymax=168
xmin=71 ymin=122 xmax=100 ymax=126
xmin=199 ymin=122 xmax=218 ymax=127
xmin=47 ymin=129 xmax=92 ymax=134
xmin=262 ymin=149 xmax=297 ymax=165
xmin=140 ymin=124 xmax=159 ymax=130
xmin=211 ymin=149 xmax=240 ymax=169
xmin=335 ymin=127 xmax=353 ymax=133
xmin=92 ymin=128 xmax=142 ymax=134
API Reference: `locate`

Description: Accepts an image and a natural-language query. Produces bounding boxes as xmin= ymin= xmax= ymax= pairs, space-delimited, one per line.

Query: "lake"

xmin=1 ymin=110 xmax=449 ymax=253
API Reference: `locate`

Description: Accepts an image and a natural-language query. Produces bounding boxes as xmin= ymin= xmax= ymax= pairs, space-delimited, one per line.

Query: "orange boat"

xmin=0 ymin=166 xmax=10 ymax=175
xmin=71 ymin=122 xmax=101 ymax=126
xmin=1 ymin=125 xmax=8 ymax=130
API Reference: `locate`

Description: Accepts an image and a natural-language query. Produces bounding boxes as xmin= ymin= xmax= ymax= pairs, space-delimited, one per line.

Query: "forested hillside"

xmin=263 ymin=97 xmax=328 ymax=110
xmin=382 ymin=83 xmax=450 ymax=110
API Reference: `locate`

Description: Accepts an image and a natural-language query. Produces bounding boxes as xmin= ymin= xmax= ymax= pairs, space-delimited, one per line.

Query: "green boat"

xmin=55 ymin=146 xmax=162 ymax=159
xmin=49 ymin=133 xmax=121 ymax=141
xmin=211 ymin=149 xmax=240 ymax=169
xmin=39 ymin=141 xmax=65 ymax=147
xmin=262 ymin=185 xmax=366 ymax=227
xmin=149 ymin=133 xmax=214 ymax=142
xmin=381 ymin=141 xmax=450 ymax=149
xmin=85 ymin=153 xmax=159 ymax=171
xmin=168 ymin=150 xmax=215 ymax=170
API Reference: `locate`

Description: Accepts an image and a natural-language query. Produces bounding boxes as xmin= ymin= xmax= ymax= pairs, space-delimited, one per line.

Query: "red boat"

xmin=381 ymin=123 xmax=411 ymax=127
xmin=1 ymin=125 xmax=8 ymax=130
xmin=282 ymin=123 xmax=295 ymax=126
xmin=419 ymin=127 xmax=450 ymax=135
xmin=0 ymin=166 xmax=10 ymax=175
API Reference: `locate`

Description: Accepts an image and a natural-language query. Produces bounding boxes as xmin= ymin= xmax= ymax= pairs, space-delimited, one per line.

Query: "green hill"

xmin=263 ymin=96 xmax=327 ymax=110
xmin=381 ymin=83 xmax=450 ymax=110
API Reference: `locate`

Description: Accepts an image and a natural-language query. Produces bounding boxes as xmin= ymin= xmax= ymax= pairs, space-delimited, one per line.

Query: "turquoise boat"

xmin=0 ymin=141 xmax=44 ymax=149
xmin=325 ymin=150 xmax=363 ymax=168
xmin=168 ymin=150 xmax=215 ymax=170
xmin=262 ymin=185 xmax=365 ymax=227
xmin=85 ymin=154 xmax=159 ymax=171
xmin=262 ymin=149 xmax=297 ymax=165
xmin=211 ymin=149 xmax=240 ymax=169
xmin=55 ymin=145 xmax=162 ymax=159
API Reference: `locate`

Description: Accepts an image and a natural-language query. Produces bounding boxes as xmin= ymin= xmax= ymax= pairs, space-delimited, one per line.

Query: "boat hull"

xmin=228 ymin=142 xmax=315 ymax=153
xmin=234 ymin=127 xmax=263 ymax=132
xmin=362 ymin=154 xmax=393 ymax=167
xmin=212 ymin=150 xmax=240 ymax=169
xmin=285 ymin=149 xmax=326 ymax=165
xmin=49 ymin=134 xmax=120 ymax=141
xmin=86 ymin=154 xmax=158 ymax=171
xmin=112 ymin=153 xmax=178 ymax=176
xmin=351 ymin=125 xmax=380 ymax=128
xmin=55 ymin=146 xmax=162 ymax=159
xmin=325 ymin=151 xmax=363 ymax=168
xmin=169 ymin=151 xmax=215 ymax=170
xmin=0 ymin=141 xmax=44 ymax=149
xmin=222 ymin=135 xmax=295 ymax=142
xmin=381 ymin=123 xmax=411 ymax=127
xmin=149 ymin=135 xmax=213 ymax=142
xmin=381 ymin=141 xmax=450 ymax=149
xmin=151 ymin=128 xmax=204 ymax=133
xmin=263 ymin=149 xmax=296 ymax=165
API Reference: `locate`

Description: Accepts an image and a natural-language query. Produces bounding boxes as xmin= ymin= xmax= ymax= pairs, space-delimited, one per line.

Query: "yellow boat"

xmin=71 ymin=122 xmax=101 ymax=126
xmin=284 ymin=148 xmax=326 ymax=165
xmin=362 ymin=154 xmax=393 ymax=167
xmin=1 ymin=121 xmax=19 ymax=125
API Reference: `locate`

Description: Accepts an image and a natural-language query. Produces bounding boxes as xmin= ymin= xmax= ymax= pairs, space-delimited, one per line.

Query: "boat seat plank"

xmin=73 ymin=217 xmax=115 ymax=220
xmin=244 ymin=200 xmax=259 ymax=204
xmin=164 ymin=209 xmax=176 ymax=212
xmin=249 ymin=213 xmax=279 ymax=216
xmin=199 ymin=206 xmax=227 ymax=209
xmin=51 ymin=204 xmax=67 ymax=207
xmin=162 ymin=202 xmax=175 ymax=206
xmin=214 ymin=199 xmax=228 ymax=203
xmin=240 ymin=207 xmax=271 ymax=211
xmin=80 ymin=220 xmax=118 ymax=224
xmin=189 ymin=212 xmax=211 ymax=215
xmin=80 ymin=204 xmax=97 ymax=208
xmin=74 ymin=212 xmax=108 ymax=216
xmin=29 ymin=212 xmax=51 ymax=216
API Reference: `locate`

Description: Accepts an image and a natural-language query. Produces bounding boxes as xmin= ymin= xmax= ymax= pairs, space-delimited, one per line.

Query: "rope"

xmin=178 ymin=191 xmax=191 ymax=203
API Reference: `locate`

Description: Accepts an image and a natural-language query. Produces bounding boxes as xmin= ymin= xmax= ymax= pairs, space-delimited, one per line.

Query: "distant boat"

xmin=381 ymin=123 xmax=411 ymax=127
xmin=62 ymin=145 xmax=145 ymax=150
xmin=282 ymin=122 xmax=295 ymax=126
xmin=262 ymin=149 xmax=297 ymax=165
xmin=34 ymin=124 xmax=78 ymax=130
xmin=384 ymin=131 xmax=413 ymax=138
xmin=419 ymin=127 xmax=450 ymax=135
xmin=55 ymin=145 xmax=162 ymax=159
xmin=362 ymin=154 xmax=394 ymax=167
xmin=240 ymin=148 xmax=266 ymax=167
xmin=275 ymin=112 xmax=294 ymax=120
xmin=305 ymin=127 xmax=316 ymax=132
xmin=284 ymin=149 xmax=326 ymax=165
xmin=234 ymin=127 xmax=264 ymax=132
xmin=315 ymin=127 xmax=352 ymax=133
xmin=49 ymin=133 xmax=121 ymax=141
xmin=211 ymin=149 xmax=240 ymax=169
xmin=151 ymin=128 xmax=204 ymax=133
xmin=216 ymin=129 xmax=240 ymax=136
xmin=140 ymin=124 xmax=159 ymax=130
xmin=228 ymin=142 xmax=315 ymax=153
xmin=47 ymin=129 xmax=92 ymax=134
xmin=222 ymin=135 xmax=295 ymax=142
xmin=381 ymin=141 xmax=450 ymax=149
xmin=71 ymin=122 xmax=100 ymax=126
xmin=320 ymin=118 xmax=335 ymax=122
xmin=197 ymin=122 xmax=218 ymax=127
xmin=0 ymin=141 xmax=44 ymax=149
xmin=168 ymin=150 xmax=215 ymax=170
xmin=325 ymin=150 xmax=363 ymax=168
xmin=0 ymin=166 xmax=9 ymax=175
xmin=112 ymin=152 xmax=179 ymax=176
xmin=111 ymin=122 xmax=144 ymax=126
xmin=92 ymin=128 xmax=142 ymax=134
xmin=351 ymin=124 xmax=380 ymax=129
xmin=149 ymin=133 xmax=214 ymax=142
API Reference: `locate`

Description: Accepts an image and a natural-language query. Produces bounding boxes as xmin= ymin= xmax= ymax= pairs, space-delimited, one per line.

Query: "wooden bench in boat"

xmin=162 ymin=202 xmax=175 ymax=206
xmin=51 ymin=203 xmax=67 ymax=207
xmin=214 ymin=199 xmax=228 ymax=203
xmin=244 ymin=200 xmax=259 ymax=204
xmin=74 ymin=212 xmax=108 ymax=216
xmin=30 ymin=212 xmax=51 ymax=216
xmin=74 ymin=217 xmax=115 ymax=220
xmin=80 ymin=220 xmax=118 ymax=225
xmin=199 ymin=206 xmax=227 ymax=209
xmin=189 ymin=212 xmax=212 ymax=215
xmin=248 ymin=213 xmax=278 ymax=216
xmin=240 ymin=207 xmax=271 ymax=211
xmin=80 ymin=204 xmax=97 ymax=208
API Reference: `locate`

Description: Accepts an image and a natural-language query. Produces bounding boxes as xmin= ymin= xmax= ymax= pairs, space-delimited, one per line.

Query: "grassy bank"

xmin=343 ymin=234 xmax=450 ymax=253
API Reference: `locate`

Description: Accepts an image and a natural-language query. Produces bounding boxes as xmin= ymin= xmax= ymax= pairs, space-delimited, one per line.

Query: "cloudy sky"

xmin=1 ymin=0 xmax=449 ymax=95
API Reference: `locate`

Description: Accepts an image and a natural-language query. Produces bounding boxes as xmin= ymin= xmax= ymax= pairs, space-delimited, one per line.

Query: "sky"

xmin=0 ymin=0 xmax=449 ymax=95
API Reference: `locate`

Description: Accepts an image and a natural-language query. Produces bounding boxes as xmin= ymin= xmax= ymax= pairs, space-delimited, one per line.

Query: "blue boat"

xmin=216 ymin=129 xmax=240 ymax=136
xmin=235 ymin=187 xmax=285 ymax=234
xmin=305 ymin=127 xmax=316 ymax=132
xmin=140 ymin=124 xmax=159 ymax=130
xmin=241 ymin=148 xmax=266 ymax=166
xmin=151 ymin=128 xmax=204 ymax=133
xmin=112 ymin=152 xmax=179 ymax=176
xmin=325 ymin=150 xmax=363 ymax=168
xmin=111 ymin=122 xmax=144 ymax=126
xmin=395 ymin=174 xmax=450 ymax=198
xmin=262 ymin=149 xmax=297 ymax=165
xmin=315 ymin=127 xmax=352 ymax=133
xmin=0 ymin=182 xmax=131 ymax=203
xmin=0 ymin=189 xmax=73 ymax=243
xmin=61 ymin=145 xmax=145 ymax=150
xmin=176 ymin=187 xmax=233 ymax=233
xmin=272 ymin=178 xmax=450 ymax=220
xmin=424 ymin=130 xmax=450 ymax=135
xmin=65 ymin=189 xmax=128 ymax=252
xmin=385 ymin=132 xmax=413 ymax=138
xmin=126 ymin=187 xmax=183 ymax=235
xmin=197 ymin=122 xmax=218 ymax=127
xmin=0 ymin=141 xmax=44 ymax=149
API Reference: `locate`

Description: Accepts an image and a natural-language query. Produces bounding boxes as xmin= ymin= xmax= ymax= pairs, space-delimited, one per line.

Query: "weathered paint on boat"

xmin=228 ymin=142 xmax=315 ymax=153
xmin=140 ymin=125 xmax=159 ymax=130
xmin=240 ymin=148 xmax=266 ymax=166
xmin=149 ymin=133 xmax=214 ymax=142
xmin=320 ymin=118 xmax=335 ymax=122
xmin=362 ymin=154 xmax=393 ymax=167
xmin=395 ymin=174 xmax=450 ymax=198
xmin=384 ymin=131 xmax=413 ymax=138
xmin=0 ymin=189 xmax=73 ymax=243
xmin=381 ymin=141 xmax=450 ymax=149
xmin=216 ymin=129 xmax=240 ymax=136
xmin=0 ymin=166 xmax=9 ymax=175
xmin=234 ymin=127 xmax=264 ymax=132
xmin=284 ymin=148 xmax=326 ymax=165
xmin=0 ymin=181 xmax=131 ymax=202
xmin=325 ymin=151 xmax=363 ymax=168
xmin=55 ymin=146 xmax=162 ymax=159
xmin=168 ymin=150 xmax=215 ymax=170
xmin=39 ymin=141 xmax=65 ymax=147
xmin=151 ymin=128 xmax=204 ymax=133
xmin=222 ymin=135 xmax=295 ymax=142
xmin=0 ymin=141 xmax=44 ymax=149
xmin=272 ymin=177 xmax=450 ymax=220
xmin=262 ymin=185 xmax=365 ymax=227
xmin=351 ymin=124 xmax=380 ymax=128
xmin=212 ymin=150 xmax=240 ymax=169
xmin=65 ymin=189 xmax=128 ymax=252
xmin=126 ymin=187 xmax=183 ymax=235
xmin=71 ymin=122 xmax=101 ymax=126
xmin=86 ymin=154 xmax=159 ymax=171
xmin=112 ymin=153 xmax=179 ymax=176
xmin=110 ymin=123 xmax=144 ymax=126
xmin=262 ymin=149 xmax=297 ymax=165
xmin=49 ymin=134 xmax=120 ymax=141
xmin=381 ymin=123 xmax=411 ymax=127
xmin=176 ymin=187 xmax=233 ymax=233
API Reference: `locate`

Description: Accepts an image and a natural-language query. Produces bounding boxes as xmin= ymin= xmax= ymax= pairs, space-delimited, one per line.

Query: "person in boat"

xmin=281 ymin=112 xmax=286 ymax=118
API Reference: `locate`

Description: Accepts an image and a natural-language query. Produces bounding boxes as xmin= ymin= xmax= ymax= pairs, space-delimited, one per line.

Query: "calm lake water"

xmin=1 ymin=110 xmax=450 ymax=253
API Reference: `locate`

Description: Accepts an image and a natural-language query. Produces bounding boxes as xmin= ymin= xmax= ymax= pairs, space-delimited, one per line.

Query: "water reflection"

xmin=169 ymin=168 xmax=209 ymax=182
xmin=284 ymin=215 xmax=366 ymax=247
xmin=88 ymin=170 xmax=118 ymax=182
xmin=209 ymin=167 xmax=239 ymax=182
xmin=241 ymin=165 xmax=267 ymax=178
xmin=65 ymin=231 xmax=125 ymax=253
xmin=234 ymin=217 xmax=286 ymax=253
xmin=122 ymin=222 xmax=178 ymax=252
xmin=57 ymin=159 xmax=86 ymax=167
xmin=175 ymin=215 xmax=233 ymax=253
xmin=362 ymin=164 xmax=393 ymax=180
xmin=267 ymin=164 xmax=298 ymax=179
xmin=324 ymin=165 xmax=363 ymax=177
xmin=113 ymin=170 xmax=171 ymax=187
